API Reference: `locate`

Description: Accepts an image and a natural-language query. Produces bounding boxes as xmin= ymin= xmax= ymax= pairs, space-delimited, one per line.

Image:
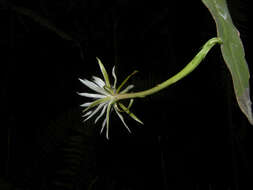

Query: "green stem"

xmin=116 ymin=37 xmax=222 ymax=100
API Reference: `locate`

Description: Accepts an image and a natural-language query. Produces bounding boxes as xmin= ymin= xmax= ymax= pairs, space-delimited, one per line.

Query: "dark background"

xmin=0 ymin=0 xmax=252 ymax=189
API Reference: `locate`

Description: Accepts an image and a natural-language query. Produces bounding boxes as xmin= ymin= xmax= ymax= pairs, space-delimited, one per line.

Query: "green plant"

xmin=78 ymin=0 xmax=252 ymax=139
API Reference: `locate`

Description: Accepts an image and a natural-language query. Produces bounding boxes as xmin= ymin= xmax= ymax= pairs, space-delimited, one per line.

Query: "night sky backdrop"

xmin=0 ymin=0 xmax=252 ymax=189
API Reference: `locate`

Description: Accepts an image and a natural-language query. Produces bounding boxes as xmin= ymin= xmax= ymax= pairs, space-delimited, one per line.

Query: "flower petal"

xmin=82 ymin=96 xmax=111 ymax=113
xmin=77 ymin=92 xmax=106 ymax=99
xmin=95 ymin=103 xmax=107 ymax=123
xmin=82 ymin=111 xmax=92 ymax=117
xmin=114 ymin=107 xmax=131 ymax=133
xmin=105 ymin=101 xmax=114 ymax=139
xmin=128 ymin=99 xmax=134 ymax=109
xmin=80 ymin=102 xmax=92 ymax=107
xmin=79 ymin=78 xmax=107 ymax=95
xmin=92 ymin=76 xmax=105 ymax=88
xmin=100 ymin=118 xmax=107 ymax=134
xmin=96 ymin=57 xmax=111 ymax=88
xmin=112 ymin=66 xmax=117 ymax=90
xmin=116 ymin=70 xmax=138 ymax=93
xmin=83 ymin=102 xmax=106 ymax=122
xmin=120 ymin=85 xmax=134 ymax=94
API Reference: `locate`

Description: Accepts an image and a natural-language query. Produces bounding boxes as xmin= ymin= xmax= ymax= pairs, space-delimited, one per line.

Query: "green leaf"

xmin=202 ymin=0 xmax=253 ymax=124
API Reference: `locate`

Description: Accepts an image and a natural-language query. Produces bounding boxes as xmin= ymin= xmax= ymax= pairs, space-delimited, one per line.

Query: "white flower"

xmin=78 ymin=57 xmax=143 ymax=139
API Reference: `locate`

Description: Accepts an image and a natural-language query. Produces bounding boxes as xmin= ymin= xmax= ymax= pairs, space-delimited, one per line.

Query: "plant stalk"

xmin=116 ymin=37 xmax=222 ymax=100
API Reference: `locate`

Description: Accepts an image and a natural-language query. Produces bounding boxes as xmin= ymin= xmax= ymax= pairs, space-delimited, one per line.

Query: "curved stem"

xmin=116 ymin=37 xmax=222 ymax=100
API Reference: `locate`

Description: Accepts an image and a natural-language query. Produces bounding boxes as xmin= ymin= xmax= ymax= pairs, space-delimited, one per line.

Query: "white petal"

xmin=79 ymin=78 xmax=107 ymax=95
xmin=106 ymin=124 xmax=109 ymax=139
xmin=95 ymin=103 xmax=107 ymax=123
xmin=82 ymin=111 xmax=92 ymax=117
xmin=80 ymin=102 xmax=92 ymax=107
xmin=77 ymin=92 xmax=106 ymax=99
xmin=114 ymin=107 xmax=131 ymax=133
xmin=120 ymin=84 xmax=134 ymax=94
xmin=104 ymin=101 xmax=114 ymax=140
xmin=92 ymin=76 xmax=105 ymax=88
xmin=112 ymin=66 xmax=117 ymax=89
xmin=100 ymin=118 xmax=107 ymax=134
xmin=83 ymin=102 xmax=106 ymax=122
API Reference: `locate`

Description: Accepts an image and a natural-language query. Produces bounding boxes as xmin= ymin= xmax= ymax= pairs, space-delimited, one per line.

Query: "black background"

xmin=0 ymin=0 xmax=252 ymax=189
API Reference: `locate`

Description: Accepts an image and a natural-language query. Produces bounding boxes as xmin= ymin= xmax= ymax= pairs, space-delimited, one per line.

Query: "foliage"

xmin=202 ymin=0 xmax=253 ymax=125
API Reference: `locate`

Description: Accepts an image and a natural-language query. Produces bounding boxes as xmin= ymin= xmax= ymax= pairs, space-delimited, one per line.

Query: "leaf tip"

xmin=238 ymin=87 xmax=253 ymax=125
